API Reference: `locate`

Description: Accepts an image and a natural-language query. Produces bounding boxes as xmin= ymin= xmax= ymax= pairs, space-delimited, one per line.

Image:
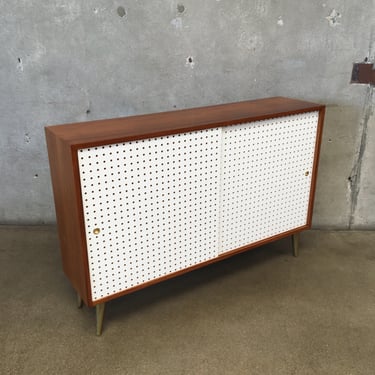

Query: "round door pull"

xmin=93 ymin=228 xmax=101 ymax=235
xmin=305 ymin=171 xmax=310 ymax=176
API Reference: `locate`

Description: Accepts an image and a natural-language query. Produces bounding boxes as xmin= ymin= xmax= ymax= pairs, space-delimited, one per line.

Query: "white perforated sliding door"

xmin=78 ymin=129 xmax=221 ymax=301
xmin=219 ymin=111 xmax=319 ymax=254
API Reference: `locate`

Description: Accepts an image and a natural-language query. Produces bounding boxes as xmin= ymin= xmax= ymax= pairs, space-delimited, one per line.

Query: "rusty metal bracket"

xmin=351 ymin=61 xmax=375 ymax=85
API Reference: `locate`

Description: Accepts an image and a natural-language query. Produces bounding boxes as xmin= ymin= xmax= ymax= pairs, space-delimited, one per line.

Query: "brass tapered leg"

xmin=292 ymin=233 xmax=299 ymax=257
xmin=77 ymin=293 xmax=83 ymax=308
xmin=96 ymin=303 xmax=106 ymax=336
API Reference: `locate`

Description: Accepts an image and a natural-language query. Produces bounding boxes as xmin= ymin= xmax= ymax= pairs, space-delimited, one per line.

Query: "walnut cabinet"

xmin=45 ymin=97 xmax=325 ymax=335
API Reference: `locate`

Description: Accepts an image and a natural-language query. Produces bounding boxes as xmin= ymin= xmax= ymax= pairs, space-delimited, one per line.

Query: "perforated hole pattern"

xmin=219 ymin=111 xmax=319 ymax=252
xmin=78 ymin=112 xmax=319 ymax=300
xmin=79 ymin=129 xmax=222 ymax=300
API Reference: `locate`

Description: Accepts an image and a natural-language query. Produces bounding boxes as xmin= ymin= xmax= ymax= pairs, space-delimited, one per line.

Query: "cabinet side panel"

xmin=219 ymin=111 xmax=319 ymax=254
xmin=306 ymin=107 xmax=326 ymax=226
xmin=45 ymin=129 xmax=90 ymax=304
xmin=78 ymin=128 xmax=221 ymax=301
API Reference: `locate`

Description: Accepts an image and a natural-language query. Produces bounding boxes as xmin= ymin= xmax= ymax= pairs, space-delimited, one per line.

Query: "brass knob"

xmin=305 ymin=171 xmax=310 ymax=176
xmin=93 ymin=228 xmax=100 ymax=235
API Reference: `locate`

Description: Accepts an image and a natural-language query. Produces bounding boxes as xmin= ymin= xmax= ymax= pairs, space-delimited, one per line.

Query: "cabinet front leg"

xmin=96 ymin=303 xmax=106 ymax=336
xmin=292 ymin=233 xmax=299 ymax=257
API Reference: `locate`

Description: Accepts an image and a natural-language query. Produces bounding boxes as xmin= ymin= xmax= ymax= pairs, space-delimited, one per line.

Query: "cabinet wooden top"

xmin=45 ymin=96 xmax=324 ymax=149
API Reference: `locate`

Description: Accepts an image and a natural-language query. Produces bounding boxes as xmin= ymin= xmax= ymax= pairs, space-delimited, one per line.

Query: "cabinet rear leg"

xmin=96 ymin=303 xmax=106 ymax=336
xmin=292 ymin=233 xmax=299 ymax=257
xmin=77 ymin=292 xmax=83 ymax=308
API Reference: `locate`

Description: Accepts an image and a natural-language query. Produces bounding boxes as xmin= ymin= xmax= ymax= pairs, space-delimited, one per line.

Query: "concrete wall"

xmin=0 ymin=0 xmax=374 ymax=228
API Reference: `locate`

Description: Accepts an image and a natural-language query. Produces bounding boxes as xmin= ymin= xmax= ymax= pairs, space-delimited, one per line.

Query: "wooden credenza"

xmin=45 ymin=97 xmax=325 ymax=334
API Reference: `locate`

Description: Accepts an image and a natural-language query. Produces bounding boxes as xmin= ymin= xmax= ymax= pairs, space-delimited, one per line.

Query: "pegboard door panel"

xmin=78 ymin=128 xmax=221 ymax=301
xmin=219 ymin=111 xmax=319 ymax=254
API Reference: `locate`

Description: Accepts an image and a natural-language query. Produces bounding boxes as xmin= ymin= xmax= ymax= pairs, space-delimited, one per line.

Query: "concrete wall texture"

xmin=0 ymin=0 xmax=374 ymax=228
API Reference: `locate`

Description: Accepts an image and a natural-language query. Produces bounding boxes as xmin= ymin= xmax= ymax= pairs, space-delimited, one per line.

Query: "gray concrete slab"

xmin=0 ymin=1 xmax=374 ymax=227
xmin=312 ymin=104 xmax=363 ymax=228
xmin=1 ymin=226 xmax=375 ymax=374
xmin=352 ymin=90 xmax=375 ymax=228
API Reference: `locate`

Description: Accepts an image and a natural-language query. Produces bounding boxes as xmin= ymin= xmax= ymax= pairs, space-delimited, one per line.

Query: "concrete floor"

xmin=1 ymin=227 xmax=375 ymax=374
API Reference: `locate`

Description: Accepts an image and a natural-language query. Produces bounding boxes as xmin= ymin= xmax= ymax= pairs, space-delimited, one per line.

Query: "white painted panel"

xmin=219 ymin=112 xmax=319 ymax=253
xmin=78 ymin=111 xmax=319 ymax=300
xmin=78 ymin=128 xmax=221 ymax=301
